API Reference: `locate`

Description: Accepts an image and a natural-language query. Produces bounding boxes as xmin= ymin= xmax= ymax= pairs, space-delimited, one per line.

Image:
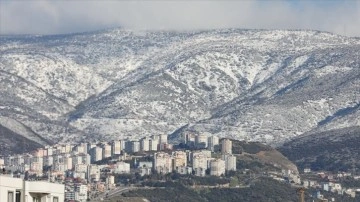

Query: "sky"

xmin=1 ymin=0 xmax=360 ymax=37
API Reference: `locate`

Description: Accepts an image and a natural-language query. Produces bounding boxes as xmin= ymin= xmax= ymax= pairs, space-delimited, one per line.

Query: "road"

xmin=89 ymin=186 xmax=135 ymax=201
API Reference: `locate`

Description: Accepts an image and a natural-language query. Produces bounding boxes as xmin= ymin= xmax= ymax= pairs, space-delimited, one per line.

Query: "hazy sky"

xmin=1 ymin=0 xmax=359 ymax=36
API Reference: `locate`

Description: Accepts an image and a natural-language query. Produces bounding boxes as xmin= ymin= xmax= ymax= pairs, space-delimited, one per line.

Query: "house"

xmin=0 ymin=174 xmax=64 ymax=202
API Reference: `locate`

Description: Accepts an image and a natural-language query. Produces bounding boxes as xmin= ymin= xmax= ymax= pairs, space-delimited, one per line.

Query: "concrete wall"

xmin=0 ymin=175 xmax=23 ymax=202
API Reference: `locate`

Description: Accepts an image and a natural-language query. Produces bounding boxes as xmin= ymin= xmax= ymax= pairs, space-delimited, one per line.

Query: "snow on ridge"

xmin=314 ymin=66 xmax=353 ymax=77
xmin=0 ymin=29 xmax=359 ymax=146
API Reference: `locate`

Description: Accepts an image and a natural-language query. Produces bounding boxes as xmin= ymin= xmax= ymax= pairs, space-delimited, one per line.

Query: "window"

xmin=8 ymin=191 xmax=14 ymax=202
xmin=53 ymin=197 xmax=59 ymax=202
xmin=15 ymin=191 xmax=21 ymax=202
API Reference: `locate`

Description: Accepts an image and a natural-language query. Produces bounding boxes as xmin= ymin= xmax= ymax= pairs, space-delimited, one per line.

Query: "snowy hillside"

xmin=0 ymin=29 xmax=359 ymax=153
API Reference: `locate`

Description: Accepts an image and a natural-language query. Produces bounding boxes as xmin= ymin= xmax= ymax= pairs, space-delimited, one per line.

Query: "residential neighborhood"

xmin=1 ymin=133 xmax=360 ymax=202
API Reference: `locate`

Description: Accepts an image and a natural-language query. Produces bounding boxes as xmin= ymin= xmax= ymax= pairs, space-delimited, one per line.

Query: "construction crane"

xmin=297 ymin=187 xmax=305 ymax=202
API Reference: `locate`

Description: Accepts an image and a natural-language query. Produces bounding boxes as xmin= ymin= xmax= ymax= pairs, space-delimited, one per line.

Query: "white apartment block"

xmin=208 ymin=135 xmax=219 ymax=151
xmin=23 ymin=155 xmax=32 ymax=166
xmin=150 ymin=139 xmax=159 ymax=151
xmin=72 ymin=154 xmax=90 ymax=166
xmin=192 ymin=154 xmax=208 ymax=176
xmin=75 ymin=164 xmax=88 ymax=173
xmin=114 ymin=162 xmax=130 ymax=174
xmin=32 ymin=148 xmax=47 ymax=158
xmin=221 ymin=139 xmax=232 ymax=154
xmin=82 ymin=154 xmax=91 ymax=165
xmin=154 ymin=152 xmax=172 ymax=174
xmin=64 ymin=144 xmax=73 ymax=153
xmin=192 ymin=150 xmax=211 ymax=163
xmin=140 ymin=138 xmax=151 ymax=152
xmin=4 ymin=165 xmax=29 ymax=173
xmin=30 ymin=157 xmax=43 ymax=175
xmin=151 ymin=135 xmax=160 ymax=142
xmin=124 ymin=140 xmax=140 ymax=153
xmin=74 ymin=184 xmax=88 ymax=202
xmin=30 ymin=162 xmax=42 ymax=175
xmin=72 ymin=155 xmax=83 ymax=167
xmin=52 ymin=155 xmax=62 ymax=165
xmin=45 ymin=146 xmax=53 ymax=156
xmin=172 ymin=151 xmax=187 ymax=169
xmin=65 ymin=191 xmax=75 ymax=201
xmin=159 ymin=134 xmax=168 ymax=144
xmin=53 ymin=162 xmax=67 ymax=172
xmin=210 ymin=159 xmax=226 ymax=176
xmin=13 ymin=155 xmax=24 ymax=166
xmin=90 ymin=147 xmax=103 ymax=163
xmin=0 ymin=175 xmax=64 ymax=202
xmin=74 ymin=172 xmax=86 ymax=180
xmin=106 ymin=176 xmax=115 ymax=186
xmin=111 ymin=140 xmax=123 ymax=155
xmin=64 ymin=156 xmax=73 ymax=171
xmin=87 ymin=165 xmax=100 ymax=182
xmin=195 ymin=134 xmax=208 ymax=148
xmin=131 ymin=141 xmax=140 ymax=153
xmin=182 ymin=133 xmax=196 ymax=146
xmin=102 ymin=144 xmax=112 ymax=159
xmin=44 ymin=156 xmax=53 ymax=167
xmin=222 ymin=154 xmax=236 ymax=171
xmin=4 ymin=156 xmax=14 ymax=166
xmin=73 ymin=144 xmax=86 ymax=154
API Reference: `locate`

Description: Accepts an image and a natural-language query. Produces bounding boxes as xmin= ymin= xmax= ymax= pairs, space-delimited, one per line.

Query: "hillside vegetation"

xmin=279 ymin=126 xmax=360 ymax=172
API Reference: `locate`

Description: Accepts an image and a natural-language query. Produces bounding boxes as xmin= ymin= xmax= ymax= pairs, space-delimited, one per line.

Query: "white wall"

xmin=25 ymin=181 xmax=65 ymax=202
xmin=0 ymin=175 xmax=23 ymax=202
xmin=0 ymin=175 xmax=64 ymax=202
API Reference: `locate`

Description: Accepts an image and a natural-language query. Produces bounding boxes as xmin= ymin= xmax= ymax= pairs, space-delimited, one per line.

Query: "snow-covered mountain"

xmin=0 ymin=29 xmax=359 ymax=154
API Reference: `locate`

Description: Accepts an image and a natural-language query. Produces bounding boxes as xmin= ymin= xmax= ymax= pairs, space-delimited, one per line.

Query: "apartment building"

xmin=0 ymin=175 xmax=64 ymax=202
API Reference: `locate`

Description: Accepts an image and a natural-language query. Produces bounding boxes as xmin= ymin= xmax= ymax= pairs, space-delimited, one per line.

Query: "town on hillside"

xmin=1 ymin=133 xmax=360 ymax=202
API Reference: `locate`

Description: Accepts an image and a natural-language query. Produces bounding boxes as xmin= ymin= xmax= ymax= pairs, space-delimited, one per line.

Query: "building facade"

xmin=0 ymin=175 xmax=64 ymax=202
xmin=221 ymin=139 xmax=232 ymax=154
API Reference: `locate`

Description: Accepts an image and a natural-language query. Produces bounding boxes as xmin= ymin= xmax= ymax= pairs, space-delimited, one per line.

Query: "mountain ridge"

xmin=0 ymin=28 xmax=359 ymax=154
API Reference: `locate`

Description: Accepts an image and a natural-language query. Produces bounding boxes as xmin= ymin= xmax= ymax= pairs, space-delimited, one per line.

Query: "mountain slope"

xmin=0 ymin=123 xmax=45 ymax=155
xmin=0 ymin=29 xmax=359 ymax=153
xmin=278 ymin=126 xmax=360 ymax=172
